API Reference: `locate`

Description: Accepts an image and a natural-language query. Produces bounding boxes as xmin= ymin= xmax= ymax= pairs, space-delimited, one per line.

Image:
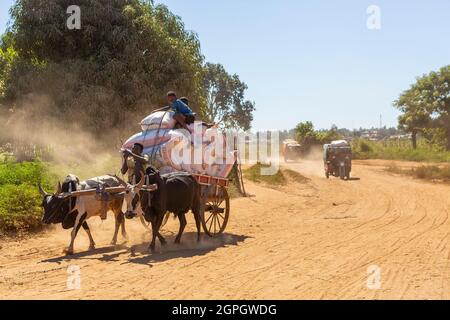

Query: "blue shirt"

xmin=170 ymin=99 xmax=194 ymax=115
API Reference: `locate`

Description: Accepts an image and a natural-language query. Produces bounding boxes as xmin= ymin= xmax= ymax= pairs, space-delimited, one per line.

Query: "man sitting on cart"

xmin=152 ymin=91 xmax=195 ymax=133
xmin=154 ymin=92 xmax=215 ymax=132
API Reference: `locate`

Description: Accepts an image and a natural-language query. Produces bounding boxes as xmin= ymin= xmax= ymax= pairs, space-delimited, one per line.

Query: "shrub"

xmin=0 ymin=184 xmax=43 ymax=232
xmin=0 ymin=160 xmax=56 ymax=233
xmin=359 ymin=140 xmax=372 ymax=153
xmin=0 ymin=160 xmax=55 ymax=186
xmin=413 ymin=166 xmax=450 ymax=181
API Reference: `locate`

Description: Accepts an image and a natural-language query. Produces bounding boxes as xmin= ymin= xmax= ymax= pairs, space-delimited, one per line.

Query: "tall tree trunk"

xmin=446 ymin=127 xmax=450 ymax=151
xmin=411 ymin=129 xmax=417 ymax=149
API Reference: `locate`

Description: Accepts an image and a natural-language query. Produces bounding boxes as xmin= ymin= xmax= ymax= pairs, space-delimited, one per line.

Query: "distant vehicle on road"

xmin=323 ymin=140 xmax=352 ymax=180
xmin=282 ymin=139 xmax=304 ymax=162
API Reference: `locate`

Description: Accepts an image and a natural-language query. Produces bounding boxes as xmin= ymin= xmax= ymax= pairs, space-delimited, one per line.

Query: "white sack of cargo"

xmin=330 ymin=140 xmax=350 ymax=147
xmin=122 ymin=130 xmax=172 ymax=150
xmin=122 ymin=126 xmax=237 ymax=178
xmin=283 ymin=139 xmax=298 ymax=146
xmin=140 ymin=111 xmax=176 ymax=131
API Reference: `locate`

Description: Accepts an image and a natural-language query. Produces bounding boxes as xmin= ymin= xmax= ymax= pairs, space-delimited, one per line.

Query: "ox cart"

xmin=56 ymin=172 xmax=232 ymax=238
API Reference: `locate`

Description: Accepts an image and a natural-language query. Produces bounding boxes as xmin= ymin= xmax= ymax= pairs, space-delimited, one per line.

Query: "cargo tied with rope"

xmin=121 ymin=110 xmax=239 ymax=237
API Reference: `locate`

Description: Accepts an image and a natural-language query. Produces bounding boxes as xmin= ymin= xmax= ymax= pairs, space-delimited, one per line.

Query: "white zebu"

xmin=39 ymin=174 xmax=146 ymax=255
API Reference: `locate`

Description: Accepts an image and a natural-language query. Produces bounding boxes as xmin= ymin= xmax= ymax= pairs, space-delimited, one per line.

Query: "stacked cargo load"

xmin=122 ymin=111 xmax=236 ymax=178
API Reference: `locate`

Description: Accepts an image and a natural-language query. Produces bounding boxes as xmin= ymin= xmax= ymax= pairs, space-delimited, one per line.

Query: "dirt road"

xmin=1 ymin=159 xmax=450 ymax=299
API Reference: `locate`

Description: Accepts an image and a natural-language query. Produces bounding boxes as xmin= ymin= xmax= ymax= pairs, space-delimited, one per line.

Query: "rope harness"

xmin=146 ymin=109 xmax=170 ymax=164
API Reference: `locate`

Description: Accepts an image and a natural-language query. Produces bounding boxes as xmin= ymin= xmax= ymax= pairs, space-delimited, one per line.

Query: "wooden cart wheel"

xmin=201 ymin=185 xmax=230 ymax=237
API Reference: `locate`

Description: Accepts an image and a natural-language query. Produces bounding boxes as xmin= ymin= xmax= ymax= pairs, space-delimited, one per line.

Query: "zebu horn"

xmin=56 ymin=182 xmax=62 ymax=195
xmin=38 ymin=184 xmax=49 ymax=196
xmin=114 ymin=175 xmax=128 ymax=187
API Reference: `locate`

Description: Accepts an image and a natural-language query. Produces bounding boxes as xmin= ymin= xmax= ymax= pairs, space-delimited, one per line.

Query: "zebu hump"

xmin=81 ymin=175 xmax=121 ymax=190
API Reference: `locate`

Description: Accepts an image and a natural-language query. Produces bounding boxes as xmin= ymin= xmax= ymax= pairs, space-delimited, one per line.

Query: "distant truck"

xmin=282 ymin=139 xmax=304 ymax=162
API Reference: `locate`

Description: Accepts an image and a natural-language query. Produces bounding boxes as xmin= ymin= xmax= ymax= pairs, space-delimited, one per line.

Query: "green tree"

xmin=0 ymin=33 xmax=17 ymax=99
xmin=1 ymin=0 xmax=206 ymax=135
xmin=294 ymin=121 xmax=317 ymax=147
xmin=203 ymin=63 xmax=255 ymax=130
xmin=394 ymin=91 xmax=430 ymax=149
xmin=294 ymin=121 xmax=343 ymax=148
xmin=395 ymin=65 xmax=450 ymax=150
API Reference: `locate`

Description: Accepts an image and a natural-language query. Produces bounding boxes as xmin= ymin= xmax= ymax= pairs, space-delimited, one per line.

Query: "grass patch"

xmin=352 ymin=139 xmax=450 ymax=162
xmin=386 ymin=164 xmax=450 ymax=182
xmin=244 ymin=163 xmax=287 ymax=185
xmin=243 ymin=163 xmax=309 ymax=187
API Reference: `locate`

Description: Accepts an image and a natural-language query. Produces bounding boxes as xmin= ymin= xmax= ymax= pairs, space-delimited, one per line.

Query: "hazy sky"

xmin=1 ymin=1 xmax=449 ymax=131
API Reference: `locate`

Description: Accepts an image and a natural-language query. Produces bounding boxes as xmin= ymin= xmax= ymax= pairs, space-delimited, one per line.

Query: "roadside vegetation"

xmin=289 ymin=122 xmax=450 ymax=163
xmin=352 ymin=139 xmax=450 ymax=162
xmin=386 ymin=164 xmax=450 ymax=183
xmin=0 ymin=159 xmax=56 ymax=233
xmin=0 ymin=145 xmax=125 ymax=234
xmin=244 ymin=163 xmax=308 ymax=187
xmin=244 ymin=163 xmax=286 ymax=185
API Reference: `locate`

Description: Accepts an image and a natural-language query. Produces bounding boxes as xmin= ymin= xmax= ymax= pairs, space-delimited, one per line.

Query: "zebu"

xmin=121 ymin=167 xmax=202 ymax=253
xmin=39 ymin=174 xmax=145 ymax=255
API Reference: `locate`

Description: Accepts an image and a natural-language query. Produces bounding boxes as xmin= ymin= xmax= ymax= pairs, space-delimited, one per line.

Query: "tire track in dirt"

xmin=284 ymin=160 xmax=450 ymax=299
xmin=2 ymin=159 xmax=450 ymax=299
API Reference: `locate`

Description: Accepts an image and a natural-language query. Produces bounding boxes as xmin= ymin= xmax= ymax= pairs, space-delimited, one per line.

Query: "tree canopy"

xmin=0 ymin=0 xmax=255 ymax=136
xmin=395 ymin=65 xmax=450 ymax=150
xmin=203 ymin=62 xmax=255 ymax=131
xmin=294 ymin=121 xmax=342 ymax=149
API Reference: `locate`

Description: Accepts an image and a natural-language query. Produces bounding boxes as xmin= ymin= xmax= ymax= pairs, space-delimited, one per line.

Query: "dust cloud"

xmin=303 ymin=145 xmax=323 ymax=161
xmin=0 ymin=94 xmax=129 ymax=179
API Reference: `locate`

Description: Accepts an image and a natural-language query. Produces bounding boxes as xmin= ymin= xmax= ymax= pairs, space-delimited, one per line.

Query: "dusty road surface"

xmin=1 ymin=159 xmax=450 ymax=299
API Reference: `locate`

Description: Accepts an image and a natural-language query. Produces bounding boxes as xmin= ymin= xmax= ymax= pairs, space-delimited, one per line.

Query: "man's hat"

xmin=167 ymin=91 xmax=176 ymax=97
